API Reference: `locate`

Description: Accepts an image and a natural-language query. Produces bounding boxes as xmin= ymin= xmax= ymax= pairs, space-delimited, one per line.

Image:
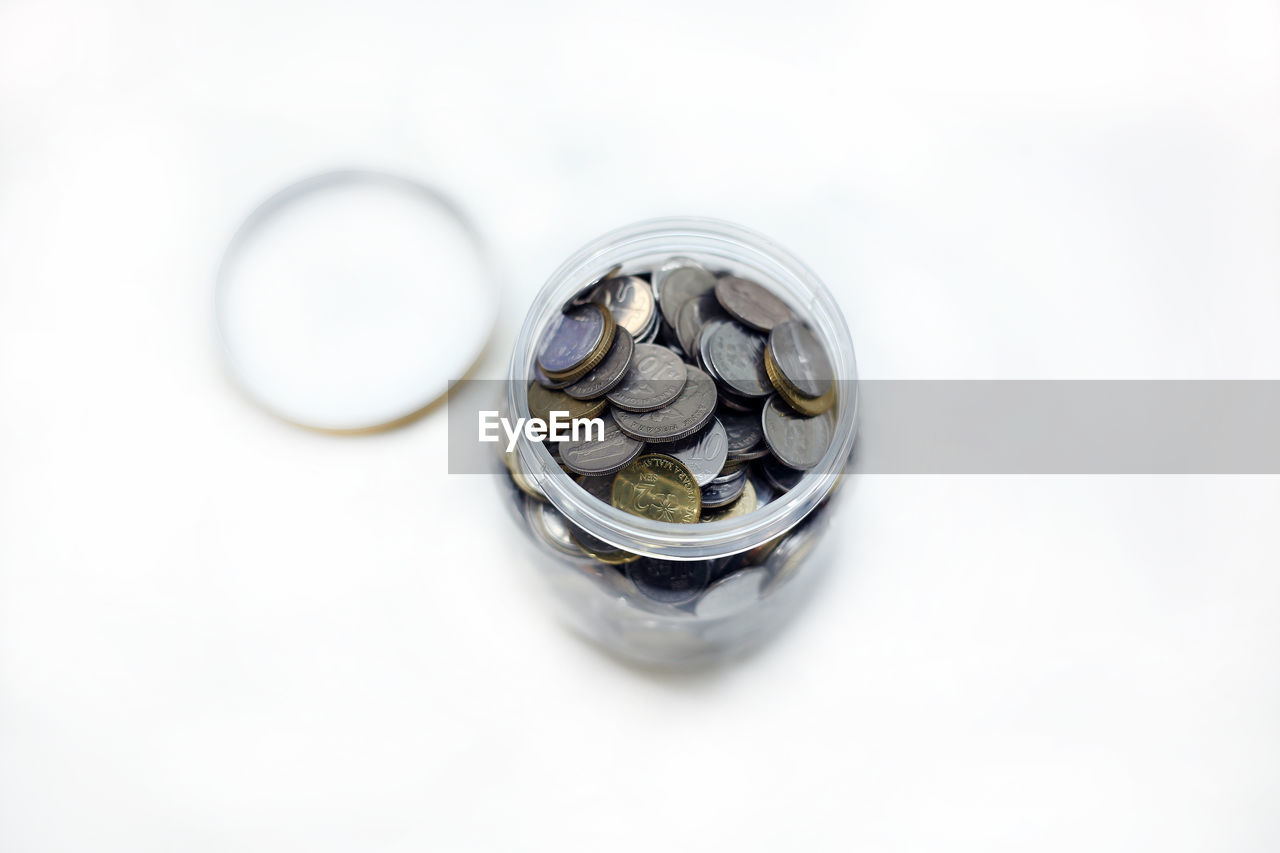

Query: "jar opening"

xmin=509 ymin=217 xmax=858 ymax=561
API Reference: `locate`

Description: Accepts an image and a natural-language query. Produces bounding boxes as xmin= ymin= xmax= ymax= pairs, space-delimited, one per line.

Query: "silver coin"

xmin=613 ymin=365 xmax=718 ymax=443
xmin=761 ymin=516 xmax=824 ymax=596
xmin=703 ymin=320 xmax=772 ymax=398
xmin=694 ymin=567 xmax=768 ymax=619
xmin=591 ymin=275 xmax=655 ymax=339
xmin=537 ymin=302 xmax=608 ymax=376
xmin=760 ymin=455 xmax=804 ymax=493
xmin=714 ymin=275 xmax=794 ymax=332
xmin=524 ymin=494 xmax=583 ymax=557
xmin=625 ymin=557 xmax=714 ymax=605
xmin=700 ymin=467 xmax=747 ymax=508
xmin=768 ymin=320 xmax=833 ymax=399
xmin=657 ymin=263 xmax=717 ymax=328
xmin=562 ymin=264 xmax=621 ymax=311
xmin=559 ymin=411 xmax=644 ymax=476
xmin=761 ymin=395 xmax=834 ymax=470
xmin=719 ymin=409 xmax=768 ymax=460
xmin=605 ymin=344 xmax=687 ymax=412
xmin=651 ymin=256 xmax=705 ymax=303
xmin=564 ymin=326 xmax=634 ymax=400
xmin=675 ymin=292 xmax=728 ymax=358
xmin=661 ymin=419 xmax=729 ymax=487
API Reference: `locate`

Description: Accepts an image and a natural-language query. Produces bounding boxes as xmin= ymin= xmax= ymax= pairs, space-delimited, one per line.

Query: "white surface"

xmin=1 ymin=1 xmax=1278 ymax=851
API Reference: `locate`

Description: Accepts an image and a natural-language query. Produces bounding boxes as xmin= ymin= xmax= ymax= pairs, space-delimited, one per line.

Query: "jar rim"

xmin=509 ymin=216 xmax=858 ymax=560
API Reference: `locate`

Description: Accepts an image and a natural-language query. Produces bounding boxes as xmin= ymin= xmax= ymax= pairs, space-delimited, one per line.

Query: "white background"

xmin=2 ymin=1 xmax=1279 ymax=850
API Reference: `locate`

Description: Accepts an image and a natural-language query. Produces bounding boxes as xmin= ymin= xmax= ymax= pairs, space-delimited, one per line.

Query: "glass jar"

xmin=500 ymin=217 xmax=858 ymax=667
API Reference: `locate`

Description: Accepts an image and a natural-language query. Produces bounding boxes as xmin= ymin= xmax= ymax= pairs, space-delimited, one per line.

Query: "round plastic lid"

xmin=215 ymin=170 xmax=498 ymax=432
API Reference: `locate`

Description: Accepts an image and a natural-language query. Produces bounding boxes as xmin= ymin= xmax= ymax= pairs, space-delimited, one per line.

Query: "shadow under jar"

xmin=500 ymin=218 xmax=858 ymax=668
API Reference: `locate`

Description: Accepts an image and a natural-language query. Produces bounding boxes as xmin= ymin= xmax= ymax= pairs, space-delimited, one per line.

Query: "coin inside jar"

xmin=700 ymin=466 xmax=748 ymax=508
xmin=536 ymin=302 xmax=614 ymax=381
xmin=719 ymin=408 xmax=769 ymax=461
xmin=564 ymin=326 xmax=634 ymax=400
xmin=625 ymin=557 xmax=713 ymax=605
xmin=701 ymin=320 xmax=772 ymax=399
xmin=612 ymin=365 xmax=717 ymax=443
xmin=675 ymin=291 xmax=728 ymax=358
xmin=657 ymin=263 xmax=717 ymax=328
xmin=764 ymin=320 xmax=835 ymax=415
xmin=611 ymin=453 xmax=701 ymax=523
xmin=527 ymin=381 xmax=607 ymax=426
xmin=605 ymin=343 xmax=686 ymax=412
xmin=591 ymin=275 xmax=655 ymax=339
xmin=700 ymin=477 xmax=757 ymax=522
xmin=660 ymin=418 xmax=729 ymax=487
xmin=714 ymin=274 xmax=794 ymax=332
xmin=761 ymin=394 xmax=834 ymax=470
xmin=559 ymin=411 xmax=644 ymax=476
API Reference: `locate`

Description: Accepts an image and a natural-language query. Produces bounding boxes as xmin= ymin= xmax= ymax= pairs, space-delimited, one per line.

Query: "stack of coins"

xmin=501 ymin=257 xmax=844 ymax=615
xmin=525 ymin=257 xmax=837 ymax=528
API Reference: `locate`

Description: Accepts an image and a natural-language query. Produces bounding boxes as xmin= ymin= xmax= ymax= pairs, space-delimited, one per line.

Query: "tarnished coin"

xmin=526 ymin=381 xmax=607 ymax=427
xmin=575 ymin=474 xmax=614 ymax=504
xmin=700 ymin=466 xmax=747 ymax=508
xmin=661 ymin=419 xmax=729 ymax=487
xmin=702 ymin=320 xmax=772 ymax=398
xmin=761 ymin=394 xmax=834 ymax=470
xmin=605 ymin=343 xmax=687 ymax=412
xmin=565 ymin=326 xmax=634 ymax=400
xmin=559 ymin=411 xmax=644 ymax=476
xmin=625 ymin=557 xmax=714 ymax=605
xmin=613 ymin=365 xmax=717 ymax=443
xmin=611 ymin=453 xmax=701 ymax=524
xmin=760 ymin=455 xmax=804 ymax=493
xmin=657 ymin=263 xmax=717 ymax=328
xmin=701 ymin=478 xmax=757 ymax=522
xmin=719 ymin=408 xmax=768 ymax=461
xmin=591 ymin=275 xmax=655 ymax=339
xmin=675 ymin=292 xmax=727 ymax=358
xmin=694 ymin=567 xmax=768 ymax=618
xmin=714 ymin=275 xmax=794 ymax=332
xmin=767 ymin=321 xmax=833 ymax=399
xmin=537 ymin=302 xmax=614 ymax=381
xmin=562 ymin=264 xmax=622 ymax=311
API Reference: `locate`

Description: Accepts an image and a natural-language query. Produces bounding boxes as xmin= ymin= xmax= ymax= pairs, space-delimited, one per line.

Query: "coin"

xmin=591 ymin=275 xmax=655 ymax=339
xmin=719 ymin=408 xmax=768 ymax=461
xmin=700 ymin=466 xmax=747 ymax=508
xmin=612 ymin=365 xmax=717 ymax=443
xmin=524 ymin=495 xmax=582 ymax=557
xmin=537 ymin=302 xmax=614 ymax=381
xmin=559 ymin=411 xmax=644 ymax=476
xmin=569 ymin=523 xmax=641 ymax=565
xmin=702 ymin=320 xmax=772 ymax=399
xmin=767 ymin=321 xmax=832 ymax=398
xmin=605 ymin=343 xmax=687 ymax=412
xmin=575 ymin=474 xmax=614 ymax=504
xmin=533 ymin=361 xmax=573 ymax=389
xmin=761 ymin=394 xmax=834 ymax=470
xmin=761 ymin=516 xmax=823 ymax=596
xmin=526 ymin=381 xmax=607 ymax=426
xmin=651 ymin=256 xmax=705 ymax=302
xmin=611 ymin=453 xmax=701 ymax=524
xmin=714 ymin=274 xmax=794 ymax=332
xmin=675 ymin=292 xmax=727 ymax=358
xmin=502 ymin=445 xmax=546 ymax=501
xmin=625 ymin=557 xmax=714 ymax=605
xmin=747 ymin=467 xmax=777 ymax=507
xmin=661 ymin=419 xmax=729 ymax=487
xmin=760 ymin=455 xmax=804 ymax=493
xmin=657 ymin=263 xmax=717 ymax=328
xmin=701 ymin=478 xmax=757 ymax=522
xmin=562 ymin=264 xmax=623 ymax=311
xmin=694 ymin=567 xmax=768 ymax=619
xmin=564 ymin=326 xmax=633 ymax=400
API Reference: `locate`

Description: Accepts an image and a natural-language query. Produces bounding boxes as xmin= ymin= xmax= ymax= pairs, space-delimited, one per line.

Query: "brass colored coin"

xmin=526 ymin=381 xmax=607 ymax=425
xmin=568 ymin=524 xmax=642 ymax=565
xmin=700 ymin=478 xmax=757 ymax=523
xmin=539 ymin=303 xmax=617 ymax=383
xmin=611 ymin=454 xmax=702 ymax=524
xmin=502 ymin=446 xmax=546 ymax=502
xmin=764 ymin=346 xmax=836 ymax=417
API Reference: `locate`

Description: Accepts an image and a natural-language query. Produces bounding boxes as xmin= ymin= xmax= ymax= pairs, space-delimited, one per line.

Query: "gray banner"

xmin=448 ymin=380 xmax=1280 ymax=475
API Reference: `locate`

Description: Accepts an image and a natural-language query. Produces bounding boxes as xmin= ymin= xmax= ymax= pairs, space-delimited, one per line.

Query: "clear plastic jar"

xmin=501 ymin=217 xmax=858 ymax=667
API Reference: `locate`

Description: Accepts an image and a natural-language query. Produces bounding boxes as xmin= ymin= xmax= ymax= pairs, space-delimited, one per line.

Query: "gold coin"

xmin=701 ymin=478 xmax=757 ymax=523
xmin=568 ymin=526 xmax=641 ymax=565
xmin=764 ymin=346 xmax=836 ymax=417
xmin=611 ymin=453 xmax=701 ymax=524
xmin=502 ymin=446 xmax=546 ymax=502
xmin=526 ymin=381 xmax=607 ymax=425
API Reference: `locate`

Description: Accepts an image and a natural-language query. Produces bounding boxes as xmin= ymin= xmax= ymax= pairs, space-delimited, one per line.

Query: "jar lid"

xmin=215 ymin=170 xmax=499 ymax=432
